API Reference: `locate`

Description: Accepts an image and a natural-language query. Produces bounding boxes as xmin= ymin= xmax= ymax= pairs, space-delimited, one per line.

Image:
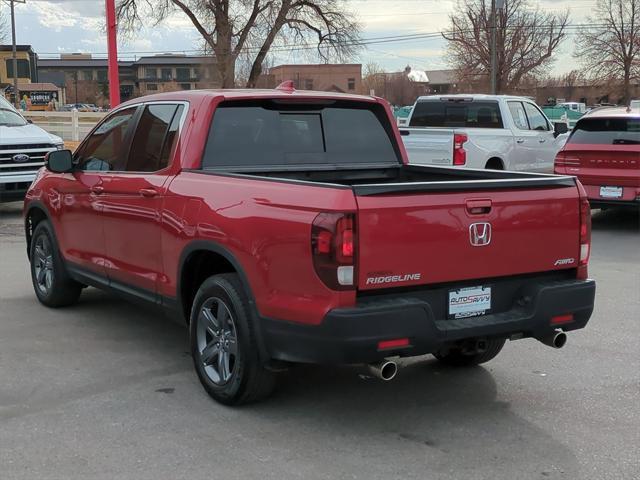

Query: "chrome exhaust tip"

xmin=538 ymin=330 xmax=568 ymax=349
xmin=367 ymin=360 xmax=398 ymax=381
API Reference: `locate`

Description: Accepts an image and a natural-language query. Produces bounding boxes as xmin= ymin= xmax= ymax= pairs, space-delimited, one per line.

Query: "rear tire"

xmin=29 ymin=221 xmax=82 ymax=307
xmin=434 ymin=338 xmax=506 ymax=367
xmin=189 ymin=274 xmax=276 ymax=405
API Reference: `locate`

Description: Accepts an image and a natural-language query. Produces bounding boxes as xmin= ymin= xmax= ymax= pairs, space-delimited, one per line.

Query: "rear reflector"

xmin=378 ymin=338 xmax=410 ymax=350
xmin=551 ymin=314 xmax=574 ymax=325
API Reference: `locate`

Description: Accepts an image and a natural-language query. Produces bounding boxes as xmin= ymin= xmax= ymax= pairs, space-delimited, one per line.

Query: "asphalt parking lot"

xmin=0 ymin=201 xmax=638 ymax=480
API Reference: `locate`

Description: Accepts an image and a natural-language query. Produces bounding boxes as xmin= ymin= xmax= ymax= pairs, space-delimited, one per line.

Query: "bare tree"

xmin=442 ymin=0 xmax=569 ymax=93
xmin=116 ymin=0 xmax=360 ymax=88
xmin=362 ymin=62 xmax=384 ymax=95
xmin=575 ymin=0 xmax=639 ymax=105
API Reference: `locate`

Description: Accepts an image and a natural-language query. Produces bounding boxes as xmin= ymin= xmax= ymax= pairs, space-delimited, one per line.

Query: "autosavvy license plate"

xmin=600 ymin=186 xmax=623 ymax=198
xmin=448 ymin=286 xmax=491 ymax=319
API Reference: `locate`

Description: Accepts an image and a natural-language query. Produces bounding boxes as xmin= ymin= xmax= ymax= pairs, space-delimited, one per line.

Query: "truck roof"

xmin=414 ymin=94 xmax=536 ymax=102
xmin=119 ymin=87 xmax=378 ymax=108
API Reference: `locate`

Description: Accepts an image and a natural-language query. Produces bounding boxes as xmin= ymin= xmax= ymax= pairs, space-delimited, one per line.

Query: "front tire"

xmin=434 ymin=338 xmax=506 ymax=367
xmin=189 ymin=274 xmax=276 ymax=405
xmin=29 ymin=221 xmax=82 ymax=308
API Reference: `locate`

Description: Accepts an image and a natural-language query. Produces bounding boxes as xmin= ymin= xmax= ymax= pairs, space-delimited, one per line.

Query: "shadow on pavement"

xmin=591 ymin=207 xmax=640 ymax=232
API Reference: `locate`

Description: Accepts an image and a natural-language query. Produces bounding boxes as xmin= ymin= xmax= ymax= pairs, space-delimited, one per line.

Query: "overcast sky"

xmin=7 ymin=0 xmax=592 ymax=75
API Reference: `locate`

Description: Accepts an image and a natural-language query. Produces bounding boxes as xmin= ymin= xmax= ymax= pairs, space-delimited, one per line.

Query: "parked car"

xmin=555 ymin=106 xmax=640 ymax=209
xmin=401 ymin=95 xmax=569 ymax=172
xmin=24 ymin=87 xmax=595 ymax=405
xmin=0 ymin=96 xmax=64 ymax=202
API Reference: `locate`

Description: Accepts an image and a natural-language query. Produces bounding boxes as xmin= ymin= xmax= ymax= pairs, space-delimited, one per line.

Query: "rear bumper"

xmin=263 ymin=278 xmax=596 ymax=365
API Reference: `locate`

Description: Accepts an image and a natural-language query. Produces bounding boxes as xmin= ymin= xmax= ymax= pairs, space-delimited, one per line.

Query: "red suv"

xmin=555 ymin=107 xmax=640 ymax=209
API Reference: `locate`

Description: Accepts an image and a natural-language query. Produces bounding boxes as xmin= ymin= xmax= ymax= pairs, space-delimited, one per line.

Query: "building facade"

xmin=37 ymin=54 xmax=220 ymax=107
xmin=267 ymin=64 xmax=362 ymax=93
xmin=0 ymin=45 xmax=39 ymax=104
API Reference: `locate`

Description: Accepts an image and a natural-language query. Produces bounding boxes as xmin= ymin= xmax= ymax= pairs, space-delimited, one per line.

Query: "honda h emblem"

xmin=469 ymin=222 xmax=492 ymax=247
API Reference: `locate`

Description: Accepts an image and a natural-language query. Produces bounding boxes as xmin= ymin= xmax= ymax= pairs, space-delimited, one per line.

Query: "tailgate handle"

xmin=466 ymin=199 xmax=492 ymax=214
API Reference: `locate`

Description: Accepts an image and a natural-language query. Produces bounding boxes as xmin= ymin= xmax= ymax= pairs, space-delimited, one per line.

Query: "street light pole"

xmin=490 ymin=0 xmax=505 ymax=95
xmin=10 ymin=0 xmax=19 ymax=107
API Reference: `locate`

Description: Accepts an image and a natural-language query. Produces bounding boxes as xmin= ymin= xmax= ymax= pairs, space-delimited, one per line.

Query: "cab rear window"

xmin=409 ymin=100 xmax=504 ymax=128
xmin=569 ymin=117 xmax=640 ymax=145
xmin=201 ymin=100 xmax=401 ymax=170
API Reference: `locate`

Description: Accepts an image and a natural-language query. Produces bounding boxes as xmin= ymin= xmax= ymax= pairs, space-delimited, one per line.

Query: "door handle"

xmin=516 ymin=138 xmax=525 ymax=144
xmin=139 ymin=188 xmax=158 ymax=198
xmin=90 ymin=185 xmax=104 ymax=194
xmin=466 ymin=199 xmax=492 ymax=214
xmin=539 ymin=138 xmax=547 ymax=143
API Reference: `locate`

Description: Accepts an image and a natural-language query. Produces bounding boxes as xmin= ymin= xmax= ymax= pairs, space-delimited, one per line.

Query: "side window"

xmin=127 ymin=104 xmax=181 ymax=172
xmin=523 ymin=102 xmax=549 ymax=131
xmin=508 ymin=101 xmax=529 ymax=130
xmin=77 ymin=107 xmax=137 ymax=172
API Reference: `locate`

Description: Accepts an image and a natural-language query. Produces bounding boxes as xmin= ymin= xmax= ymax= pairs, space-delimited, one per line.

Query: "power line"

xmin=33 ymin=22 xmax=608 ymax=59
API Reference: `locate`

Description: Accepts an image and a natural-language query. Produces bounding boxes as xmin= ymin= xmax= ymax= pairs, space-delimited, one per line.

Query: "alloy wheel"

xmin=33 ymin=234 xmax=54 ymax=295
xmin=196 ymin=297 xmax=238 ymax=385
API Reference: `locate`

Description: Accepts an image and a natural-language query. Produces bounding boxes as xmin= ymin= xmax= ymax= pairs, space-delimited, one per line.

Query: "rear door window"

xmin=508 ymin=101 xmax=529 ymax=130
xmin=127 ymin=104 xmax=183 ymax=172
xmin=409 ymin=100 xmax=503 ymax=128
xmin=202 ymin=101 xmax=400 ymax=169
xmin=568 ymin=117 xmax=640 ymax=145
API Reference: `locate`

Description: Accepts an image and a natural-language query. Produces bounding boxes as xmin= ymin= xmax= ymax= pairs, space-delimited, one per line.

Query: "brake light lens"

xmin=453 ymin=133 xmax=467 ymax=166
xmin=577 ymin=193 xmax=591 ymax=280
xmin=312 ymin=212 xmax=356 ymax=290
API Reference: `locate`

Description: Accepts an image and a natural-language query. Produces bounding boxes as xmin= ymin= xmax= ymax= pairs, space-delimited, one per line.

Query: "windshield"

xmin=568 ymin=117 xmax=640 ymax=145
xmin=0 ymin=107 xmax=28 ymax=127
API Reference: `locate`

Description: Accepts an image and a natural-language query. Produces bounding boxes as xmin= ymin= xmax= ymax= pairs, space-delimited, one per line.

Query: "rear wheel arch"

xmin=177 ymin=241 xmax=257 ymax=324
xmin=485 ymin=157 xmax=504 ymax=170
xmin=177 ymin=241 xmax=270 ymax=362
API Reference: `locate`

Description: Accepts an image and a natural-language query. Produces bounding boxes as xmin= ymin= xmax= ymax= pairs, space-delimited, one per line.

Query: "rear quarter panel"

xmin=161 ymin=172 xmax=358 ymax=325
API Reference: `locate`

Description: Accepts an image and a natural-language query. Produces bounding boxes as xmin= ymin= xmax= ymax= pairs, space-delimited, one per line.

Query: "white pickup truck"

xmin=0 ymin=96 xmax=64 ymax=202
xmin=400 ymin=94 xmax=569 ymax=172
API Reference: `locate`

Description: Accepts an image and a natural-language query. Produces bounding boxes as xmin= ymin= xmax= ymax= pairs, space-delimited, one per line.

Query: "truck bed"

xmin=202 ymin=164 xmax=575 ymax=194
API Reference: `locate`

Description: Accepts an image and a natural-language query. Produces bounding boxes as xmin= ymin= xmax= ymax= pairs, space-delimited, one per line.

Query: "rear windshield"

xmin=409 ymin=100 xmax=504 ymax=128
xmin=201 ymin=100 xmax=400 ymax=170
xmin=569 ymin=117 xmax=640 ymax=145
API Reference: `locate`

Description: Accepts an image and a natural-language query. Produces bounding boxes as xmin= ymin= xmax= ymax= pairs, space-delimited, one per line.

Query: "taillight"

xmin=453 ymin=133 xmax=467 ymax=166
xmin=311 ymin=212 xmax=356 ymax=290
xmin=577 ymin=187 xmax=591 ymax=280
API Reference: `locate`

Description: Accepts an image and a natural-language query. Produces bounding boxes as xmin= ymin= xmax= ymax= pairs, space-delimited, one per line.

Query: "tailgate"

xmin=400 ymin=128 xmax=453 ymax=166
xmin=557 ymin=145 xmax=640 ymax=188
xmin=355 ymin=184 xmax=581 ymax=290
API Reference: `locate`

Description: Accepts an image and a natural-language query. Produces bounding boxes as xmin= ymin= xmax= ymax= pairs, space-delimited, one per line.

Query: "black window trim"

xmin=73 ymin=100 xmax=189 ymax=174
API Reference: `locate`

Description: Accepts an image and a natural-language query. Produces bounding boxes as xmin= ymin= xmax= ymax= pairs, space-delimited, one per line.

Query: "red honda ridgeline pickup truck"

xmin=24 ymin=86 xmax=596 ymax=405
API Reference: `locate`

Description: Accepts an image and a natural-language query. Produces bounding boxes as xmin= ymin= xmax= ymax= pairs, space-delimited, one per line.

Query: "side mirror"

xmin=553 ymin=122 xmax=569 ymax=137
xmin=45 ymin=150 xmax=74 ymax=173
